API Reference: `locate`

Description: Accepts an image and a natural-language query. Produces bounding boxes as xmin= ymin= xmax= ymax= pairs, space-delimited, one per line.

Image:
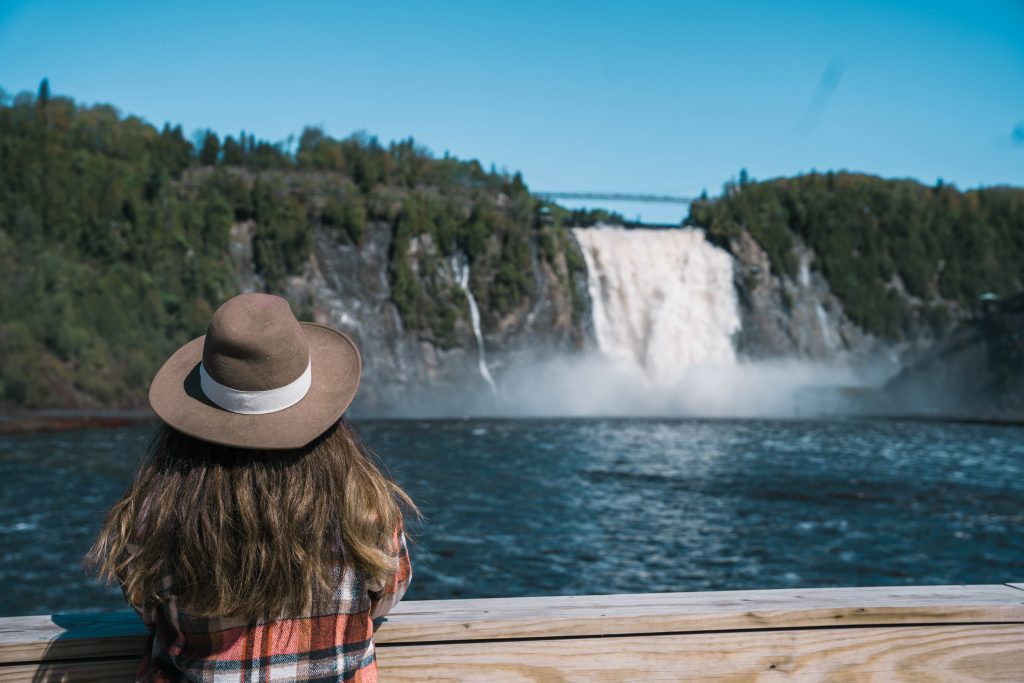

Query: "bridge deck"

xmin=537 ymin=191 xmax=693 ymax=204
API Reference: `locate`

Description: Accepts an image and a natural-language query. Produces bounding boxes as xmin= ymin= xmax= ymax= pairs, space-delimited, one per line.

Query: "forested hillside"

xmin=687 ymin=172 xmax=1024 ymax=339
xmin=3 ymin=81 xmax=1023 ymax=410
xmin=0 ymin=82 xmax=592 ymax=408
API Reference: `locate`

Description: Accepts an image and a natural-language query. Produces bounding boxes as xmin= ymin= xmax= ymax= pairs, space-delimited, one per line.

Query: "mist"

xmin=355 ymin=225 xmax=906 ymax=420
xmin=358 ymin=351 xmax=899 ymax=420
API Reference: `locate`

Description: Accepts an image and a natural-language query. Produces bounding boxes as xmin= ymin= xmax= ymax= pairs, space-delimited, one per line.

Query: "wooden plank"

xmin=376 ymin=624 xmax=1024 ymax=682
xmin=376 ymin=584 xmax=1024 ymax=644
xmin=0 ymin=612 xmax=146 ymax=665
xmin=0 ymin=658 xmax=138 ymax=682
xmin=6 ymin=624 xmax=1022 ymax=682
xmin=2 ymin=585 xmax=1022 ymax=665
xmin=1006 ymin=583 xmax=1024 ymax=592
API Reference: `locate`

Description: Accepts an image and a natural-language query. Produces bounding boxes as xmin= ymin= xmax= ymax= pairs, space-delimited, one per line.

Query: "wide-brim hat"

xmin=149 ymin=293 xmax=361 ymax=450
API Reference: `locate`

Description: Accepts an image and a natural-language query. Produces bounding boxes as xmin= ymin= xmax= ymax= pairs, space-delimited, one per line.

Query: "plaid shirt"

xmin=124 ymin=524 xmax=411 ymax=683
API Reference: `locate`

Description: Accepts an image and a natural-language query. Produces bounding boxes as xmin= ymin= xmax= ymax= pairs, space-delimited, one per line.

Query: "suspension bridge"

xmin=535 ymin=191 xmax=693 ymax=204
xmin=534 ymin=191 xmax=694 ymax=228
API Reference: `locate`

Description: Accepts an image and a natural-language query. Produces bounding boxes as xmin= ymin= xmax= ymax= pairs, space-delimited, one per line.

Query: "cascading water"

xmin=572 ymin=225 xmax=741 ymax=385
xmin=452 ymin=255 xmax=498 ymax=394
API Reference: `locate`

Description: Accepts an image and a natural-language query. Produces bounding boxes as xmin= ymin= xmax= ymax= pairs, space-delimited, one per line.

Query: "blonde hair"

xmin=87 ymin=418 xmax=416 ymax=621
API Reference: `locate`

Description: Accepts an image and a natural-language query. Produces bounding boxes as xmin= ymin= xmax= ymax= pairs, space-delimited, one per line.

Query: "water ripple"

xmin=1 ymin=418 xmax=1022 ymax=615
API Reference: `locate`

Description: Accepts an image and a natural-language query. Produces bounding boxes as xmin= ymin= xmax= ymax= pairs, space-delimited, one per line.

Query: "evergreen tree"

xmin=686 ymin=171 xmax=1024 ymax=339
xmin=36 ymin=78 xmax=49 ymax=106
xmin=221 ymin=135 xmax=244 ymax=166
xmin=199 ymin=130 xmax=220 ymax=166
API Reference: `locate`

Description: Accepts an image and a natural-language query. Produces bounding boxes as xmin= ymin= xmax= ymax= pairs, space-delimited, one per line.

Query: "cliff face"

xmin=725 ymin=230 xmax=878 ymax=361
xmin=169 ymin=176 xmax=1024 ymax=419
xmin=6 ymin=88 xmax=1020 ymax=414
xmin=228 ymin=215 xmax=1019 ymax=419
xmin=883 ymin=294 xmax=1024 ymax=419
xmin=228 ymin=217 xmax=590 ymax=415
xmin=687 ymin=173 xmax=1024 ymax=348
xmin=229 ymin=214 xmax=890 ymax=416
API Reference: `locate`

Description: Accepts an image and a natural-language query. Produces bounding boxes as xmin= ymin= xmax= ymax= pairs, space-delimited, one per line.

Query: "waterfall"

xmin=452 ymin=255 xmax=498 ymax=394
xmin=572 ymin=225 xmax=741 ymax=385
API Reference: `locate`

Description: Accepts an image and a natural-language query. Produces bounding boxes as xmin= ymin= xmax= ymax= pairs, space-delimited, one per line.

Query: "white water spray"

xmin=452 ymin=255 xmax=498 ymax=394
xmin=382 ymin=229 xmax=876 ymax=418
xmin=572 ymin=225 xmax=741 ymax=385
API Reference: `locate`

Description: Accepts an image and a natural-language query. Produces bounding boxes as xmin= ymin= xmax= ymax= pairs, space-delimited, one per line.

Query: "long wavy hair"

xmin=87 ymin=418 xmax=416 ymax=622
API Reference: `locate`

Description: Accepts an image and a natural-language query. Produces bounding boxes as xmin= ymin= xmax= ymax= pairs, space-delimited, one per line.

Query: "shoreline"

xmin=1 ymin=408 xmax=1021 ymax=435
xmin=0 ymin=409 xmax=155 ymax=435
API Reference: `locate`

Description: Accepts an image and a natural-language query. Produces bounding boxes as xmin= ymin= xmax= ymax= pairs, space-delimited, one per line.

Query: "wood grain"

xmin=376 ymin=624 xmax=1024 ymax=682
xmin=2 ymin=584 xmax=1022 ymax=677
xmin=376 ymin=584 xmax=1024 ymax=644
xmin=5 ymin=625 xmax=1022 ymax=682
xmin=0 ymin=613 xmax=146 ymax=665
xmin=0 ymin=658 xmax=138 ymax=682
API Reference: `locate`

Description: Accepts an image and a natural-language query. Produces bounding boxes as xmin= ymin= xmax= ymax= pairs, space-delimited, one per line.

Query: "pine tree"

xmin=199 ymin=131 xmax=220 ymax=166
xmin=36 ymin=78 xmax=50 ymax=106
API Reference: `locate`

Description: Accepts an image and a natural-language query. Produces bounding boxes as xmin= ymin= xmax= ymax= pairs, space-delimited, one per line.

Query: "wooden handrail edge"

xmin=2 ymin=583 xmax=1022 ymax=665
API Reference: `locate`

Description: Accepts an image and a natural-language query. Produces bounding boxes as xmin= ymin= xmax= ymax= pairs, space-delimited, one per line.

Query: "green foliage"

xmin=486 ymin=229 xmax=534 ymax=315
xmin=0 ymin=86 xmax=241 ymax=407
xmin=221 ymin=135 xmax=244 ymax=166
xmin=538 ymin=226 xmax=559 ymax=264
xmin=27 ymin=81 xmax=1021 ymax=407
xmin=322 ymin=193 xmax=366 ymax=245
xmin=0 ymin=83 xmax=602 ymax=407
xmin=250 ymin=176 xmax=309 ymax=289
xmin=687 ymin=172 xmax=1024 ymax=339
xmin=198 ymin=130 xmax=220 ymax=166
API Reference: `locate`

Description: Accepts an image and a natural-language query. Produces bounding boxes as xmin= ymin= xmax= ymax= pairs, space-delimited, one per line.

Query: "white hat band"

xmin=199 ymin=359 xmax=312 ymax=415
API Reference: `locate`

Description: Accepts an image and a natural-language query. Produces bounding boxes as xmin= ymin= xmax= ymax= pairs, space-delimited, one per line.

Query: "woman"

xmin=89 ymin=292 xmax=415 ymax=682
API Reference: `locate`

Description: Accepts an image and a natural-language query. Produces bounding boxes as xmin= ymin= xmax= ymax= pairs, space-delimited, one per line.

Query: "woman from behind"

xmin=88 ymin=292 xmax=415 ymax=682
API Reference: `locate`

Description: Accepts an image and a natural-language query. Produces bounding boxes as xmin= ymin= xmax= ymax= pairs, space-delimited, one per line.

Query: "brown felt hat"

xmin=149 ymin=293 xmax=361 ymax=449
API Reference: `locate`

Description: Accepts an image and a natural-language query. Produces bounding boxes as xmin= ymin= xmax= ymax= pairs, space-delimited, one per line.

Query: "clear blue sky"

xmin=2 ymin=0 xmax=1022 ymax=222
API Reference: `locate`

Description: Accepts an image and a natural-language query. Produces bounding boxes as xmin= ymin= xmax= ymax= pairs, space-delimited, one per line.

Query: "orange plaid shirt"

xmin=125 ymin=523 xmax=411 ymax=682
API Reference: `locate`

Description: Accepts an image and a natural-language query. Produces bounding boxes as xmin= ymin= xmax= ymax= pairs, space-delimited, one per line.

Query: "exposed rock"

xmin=726 ymin=231 xmax=878 ymax=360
xmin=884 ymin=293 xmax=1024 ymax=419
xmin=227 ymin=212 xmax=942 ymax=416
xmin=487 ymin=237 xmax=586 ymax=377
xmin=229 ymin=220 xmax=263 ymax=293
xmin=229 ymin=219 xmax=590 ymax=415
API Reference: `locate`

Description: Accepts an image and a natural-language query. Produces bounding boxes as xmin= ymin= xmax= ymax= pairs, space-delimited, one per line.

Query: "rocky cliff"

xmin=883 ymin=293 xmax=1024 ymax=419
xmin=723 ymin=230 xmax=880 ymax=361
xmin=4 ymin=83 xmax=1021 ymax=414
xmin=228 ymin=207 xmax=591 ymax=415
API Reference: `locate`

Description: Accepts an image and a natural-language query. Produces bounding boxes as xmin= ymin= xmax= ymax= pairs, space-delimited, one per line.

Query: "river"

xmin=1 ymin=417 xmax=1021 ymax=616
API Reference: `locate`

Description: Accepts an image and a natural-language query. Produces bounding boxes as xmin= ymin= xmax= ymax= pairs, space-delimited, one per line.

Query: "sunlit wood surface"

xmin=2 ymin=584 xmax=1022 ymax=681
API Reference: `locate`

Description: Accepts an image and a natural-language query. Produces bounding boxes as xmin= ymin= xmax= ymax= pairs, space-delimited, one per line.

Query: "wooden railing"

xmin=2 ymin=584 xmax=1022 ymax=681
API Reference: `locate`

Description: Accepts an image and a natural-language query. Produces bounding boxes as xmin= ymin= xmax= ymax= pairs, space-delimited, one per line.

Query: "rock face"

xmin=884 ymin=294 xmax=1024 ymax=419
xmin=312 ymin=222 xmax=426 ymax=411
xmin=725 ymin=231 xmax=879 ymax=361
xmin=482 ymin=235 xmax=593 ymax=377
xmin=229 ymin=218 xmax=913 ymax=416
xmin=235 ymin=221 xmax=589 ymax=415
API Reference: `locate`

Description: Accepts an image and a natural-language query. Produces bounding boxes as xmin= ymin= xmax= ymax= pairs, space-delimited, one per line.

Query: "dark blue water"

xmin=1 ymin=418 xmax=1022 ymax=616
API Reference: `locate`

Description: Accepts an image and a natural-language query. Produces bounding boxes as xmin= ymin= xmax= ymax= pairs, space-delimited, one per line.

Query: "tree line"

xmin=4 ymin=80 xmax=1020 ymax=408
xmin=0 ymin=81 xmax=591 ymax=408
xmin=687 ymin=171 xmax=1024 ymax=339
